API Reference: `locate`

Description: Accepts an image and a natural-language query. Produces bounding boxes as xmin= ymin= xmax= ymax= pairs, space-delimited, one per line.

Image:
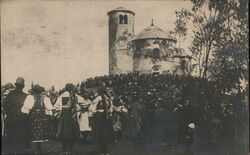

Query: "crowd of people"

xmin=82 ymin=73 xmax=248 ymax=147
xmin=1 ymin=73 xmax=249 ymax=155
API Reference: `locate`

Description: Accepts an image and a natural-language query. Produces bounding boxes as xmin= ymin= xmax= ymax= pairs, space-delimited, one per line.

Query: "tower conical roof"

xmin=132 ymin=24 xmax=176 ymax=42
xmin=107 ymin=7 xmax=135 ymax=15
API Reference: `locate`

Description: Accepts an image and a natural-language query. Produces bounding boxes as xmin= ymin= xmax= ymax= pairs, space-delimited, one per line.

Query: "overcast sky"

xmin=1 ymin=0 xmax=192 ymax=90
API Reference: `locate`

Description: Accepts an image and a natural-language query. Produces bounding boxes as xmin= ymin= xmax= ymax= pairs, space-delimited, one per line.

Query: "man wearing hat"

xmin=3 ymin=77 xmax=28 ymax=154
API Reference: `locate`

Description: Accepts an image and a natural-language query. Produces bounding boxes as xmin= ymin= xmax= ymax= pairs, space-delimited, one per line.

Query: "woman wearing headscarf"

xmin=111 ymin=96 xmax=128 ymax=143
xmin=54 ymin=83 xmax=81 ymax=155
xmin=130 ymin=97 xmax=146 ymax=144
xmin=77 ymin=92 xmax=92 ymax=143
xmin=21 ymin=84 xmax=53 ymax=154
xmin=93 ymin=88 xmax=113 ymax=155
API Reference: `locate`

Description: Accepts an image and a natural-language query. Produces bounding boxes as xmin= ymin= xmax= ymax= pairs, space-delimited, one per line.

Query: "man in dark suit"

xmin=3 ymin=77 xmax=28 ymax=154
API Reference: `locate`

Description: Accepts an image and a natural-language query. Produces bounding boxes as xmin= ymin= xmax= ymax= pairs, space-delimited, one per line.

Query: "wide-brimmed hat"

xmin=15 ymin=77 xmax=25 ymax=86
xmin=31 ymin=84 xmax=45 ymax=93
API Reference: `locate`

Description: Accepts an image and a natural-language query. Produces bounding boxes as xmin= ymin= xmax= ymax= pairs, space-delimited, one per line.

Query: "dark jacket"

xmin=3 ymin=89 xmax=29 ymax=153
xmin=4 ymin=89 xmax=27 ymax=122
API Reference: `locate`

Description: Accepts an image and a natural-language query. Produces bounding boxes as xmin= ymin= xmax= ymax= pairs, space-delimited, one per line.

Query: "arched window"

xmin=151 ymin=65 xmax=161 ymax=74
xmin=119 ymin=15 xmax=123 ymax=24
xmin=119 ymin=15 xmax=128 ymax=24
xmin=181 ymin=59 xmax=186 ymax=70
xmin=124 ymin=15 xmax=128 ymax=24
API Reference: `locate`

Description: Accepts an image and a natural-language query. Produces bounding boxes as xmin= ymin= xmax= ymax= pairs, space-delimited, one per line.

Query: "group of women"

xmin=20 ymin=83 xmax=127 ymax=155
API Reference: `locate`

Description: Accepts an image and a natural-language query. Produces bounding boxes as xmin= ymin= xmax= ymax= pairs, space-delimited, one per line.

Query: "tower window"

xmin=119 ymin=15 xmax=128 ymax=24
xmin=119 ymin=15 xmax=123 ymax=24
xmin=124 ymin=15 xmax=128 ymax=24
xmin=152 ymin=48 xmax=161 ymax=59
xmin=181 ymin=59 xmax=186 ymax=70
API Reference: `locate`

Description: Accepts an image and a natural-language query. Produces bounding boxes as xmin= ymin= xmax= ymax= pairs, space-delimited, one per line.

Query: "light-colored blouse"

xmin=21 ymin=95 xmax=53 ymax=115
xmin=53 ymin=91 xmax=81 ymax=117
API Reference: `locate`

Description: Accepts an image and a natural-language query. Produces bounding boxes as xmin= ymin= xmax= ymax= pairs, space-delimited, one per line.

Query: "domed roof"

xmin=132 ymin=23 xmax=176 ymax=42
xmin=107 ymin=7 xmax=135 ymax=15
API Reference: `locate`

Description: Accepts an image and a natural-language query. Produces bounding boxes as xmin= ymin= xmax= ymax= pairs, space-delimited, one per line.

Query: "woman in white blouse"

xmin=53 ymin=83 xmax=81 ymax=155
xmin=21 ymin=84 xmax=53 ymax=154
xmin=77 ymin=92 xmax=92 ymax=143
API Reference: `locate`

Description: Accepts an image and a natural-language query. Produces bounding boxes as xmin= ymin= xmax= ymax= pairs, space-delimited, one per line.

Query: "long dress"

xmin=21 ymin=94 xmax=53 ymax=142
xmin=54 ymin=91 xmax=81 ymax=140
xmin=131 ymin=102 xmax=145 ymax=135
xmin=94 ymin=97 xmax=113 ymax=144
xmin=112 ymin=105 xmax=128 ymax=132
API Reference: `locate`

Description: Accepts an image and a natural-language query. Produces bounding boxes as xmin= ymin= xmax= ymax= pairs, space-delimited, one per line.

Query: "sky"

xmin=1 ymin=0 xmax=192 ymax=90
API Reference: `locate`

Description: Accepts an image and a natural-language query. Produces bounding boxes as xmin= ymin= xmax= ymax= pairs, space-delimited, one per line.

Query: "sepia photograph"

xmin=1 ymin=0 xmax=249 ymax=155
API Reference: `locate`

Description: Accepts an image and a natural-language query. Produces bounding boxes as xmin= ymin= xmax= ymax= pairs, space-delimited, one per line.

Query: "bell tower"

xmin=107 ymin=7 xmax=135 ymax=75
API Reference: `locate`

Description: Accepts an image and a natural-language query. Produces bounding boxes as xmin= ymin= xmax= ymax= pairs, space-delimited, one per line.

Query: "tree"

xmin=172 ymin=9 xmax=191 ymax=50
xmin=173 ymin=1 xmax=218 ymax=78
xmin=174 ymin=0 xmax=248 ymax=93
xmin=209 ymin=0 xmax=249 ymax=93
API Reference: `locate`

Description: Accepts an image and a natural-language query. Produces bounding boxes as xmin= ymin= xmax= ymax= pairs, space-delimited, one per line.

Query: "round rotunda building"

xmin=108 ymin=7 xmax=192 ymax=75
xmin=132 ymin=21 xmax=180 ymax=74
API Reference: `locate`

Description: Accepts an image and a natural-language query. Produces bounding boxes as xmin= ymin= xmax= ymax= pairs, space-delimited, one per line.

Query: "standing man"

xmin=3 ymin=77 xmax=28 ymax=154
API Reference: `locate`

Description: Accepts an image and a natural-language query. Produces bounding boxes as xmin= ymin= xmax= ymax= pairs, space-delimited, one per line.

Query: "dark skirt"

xmin=56 ymin=108 xmax=81 ymax=140
xmin=46 ymin=115 xmax=57 ymax=139
xmin=94 ymin=112 xmax=113 ymax=143
xmin=29 ymin=110 xmax=49 ymax=142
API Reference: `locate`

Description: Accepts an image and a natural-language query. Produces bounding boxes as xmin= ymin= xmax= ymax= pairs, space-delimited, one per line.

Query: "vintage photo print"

xmin=1 ymin=0 xmax=249 ymax=155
